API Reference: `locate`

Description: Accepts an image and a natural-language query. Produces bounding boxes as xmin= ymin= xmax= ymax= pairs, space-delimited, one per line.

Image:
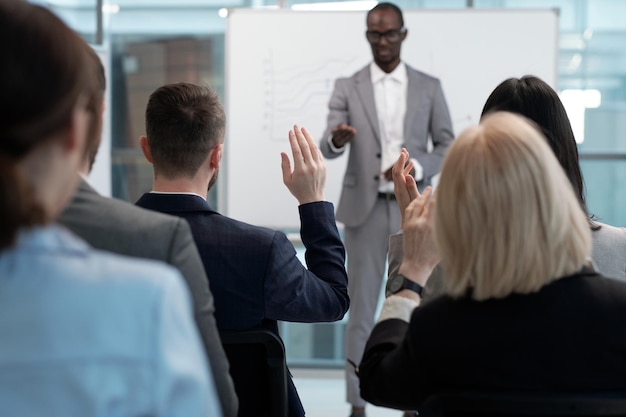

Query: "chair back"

xmin=221 ymin=330 xmax=288 ymax=417
xmin=419 ymin=392 xmax=626 ymax=417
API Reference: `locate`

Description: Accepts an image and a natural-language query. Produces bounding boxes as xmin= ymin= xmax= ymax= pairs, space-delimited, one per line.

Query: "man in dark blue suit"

xmin=135 ymin=82 xmax=349 ymax=417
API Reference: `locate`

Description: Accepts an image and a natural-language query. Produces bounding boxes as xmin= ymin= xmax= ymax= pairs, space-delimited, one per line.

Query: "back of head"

xmin=145 ymin=82 xmax=225 ymax=179
xmin=481 ymin=76 xmax=587 ymax=215
xmin=435 ymin=112 xmax=591 ymax=301
xmin=0 ymin=1 xmax=93 ymax=249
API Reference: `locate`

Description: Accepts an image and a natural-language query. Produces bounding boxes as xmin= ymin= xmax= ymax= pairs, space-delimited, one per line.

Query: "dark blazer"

xmin=58 ymin=179 xmax=238 ymax=417
xmin=136 ymin=193 xmax=349 ymax=417
xmin=320 ymin=64 xmax=454 ymax=228
xmin=359 ymin=268 xmax=626 ymax=411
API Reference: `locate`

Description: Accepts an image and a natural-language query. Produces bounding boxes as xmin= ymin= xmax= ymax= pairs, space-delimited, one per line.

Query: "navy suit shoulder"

xmin=136 ymin=193 xmax=348 ymax=331
xmin=136 ymin=192 xmax=348 ymax=417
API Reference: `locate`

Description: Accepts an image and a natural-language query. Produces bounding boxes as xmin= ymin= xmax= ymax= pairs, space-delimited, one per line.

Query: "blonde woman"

xmin=359 ymin=112 xmax=626 ymax=411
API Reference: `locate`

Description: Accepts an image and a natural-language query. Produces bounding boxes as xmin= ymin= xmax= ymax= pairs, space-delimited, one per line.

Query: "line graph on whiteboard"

xmin=261 ymin=49 xmax=362 ymax=141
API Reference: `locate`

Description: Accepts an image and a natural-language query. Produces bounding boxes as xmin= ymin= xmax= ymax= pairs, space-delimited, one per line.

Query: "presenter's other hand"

xmin=383 ymin=162 xmax=414 ymax=181
xmin=331 ymin=123 xmax=356 ymax=148
xmin=398 ymin=186 xmax=439 ymax=286
xmin=281 ymin=125 xmax=326 ymax=205
xmin=393 ymin=148 xmax=419 ymax=228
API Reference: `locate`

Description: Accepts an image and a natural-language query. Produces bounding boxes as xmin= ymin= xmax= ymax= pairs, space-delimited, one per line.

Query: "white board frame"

xmin=224 ymin=8 xmax=559 ymax=229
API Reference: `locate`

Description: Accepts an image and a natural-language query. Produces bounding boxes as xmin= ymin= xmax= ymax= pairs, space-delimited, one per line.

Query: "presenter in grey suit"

xmin=57 ymin=47 xmax=238 ymax=417
xmin=319 ymin=3 xmax=454 ymax=416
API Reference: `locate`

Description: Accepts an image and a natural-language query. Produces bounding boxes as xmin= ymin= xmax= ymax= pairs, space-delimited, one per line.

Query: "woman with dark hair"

xmin=0 ymin=2 xmax=221 ymax=416
xmin=481 ymin=75 xmax=626 ymax=279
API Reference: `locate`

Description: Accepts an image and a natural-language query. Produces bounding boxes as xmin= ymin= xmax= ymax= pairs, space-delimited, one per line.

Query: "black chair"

xmin=220 ymin=330 xmax=288 ymax=417
xmin=419 ymin=391 xmax=626 ymax=417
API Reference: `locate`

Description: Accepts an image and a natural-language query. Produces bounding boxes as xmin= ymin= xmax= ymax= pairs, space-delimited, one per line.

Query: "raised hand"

xmin=330 ymin=123 xmax=356 ymax=148
xmin=392 ymin=148 xmax=419 ymax=228
xmin=398 ymin=186 xmax=440 ymax=285
xmin=281 ymin=125 xmax=326 ymax=204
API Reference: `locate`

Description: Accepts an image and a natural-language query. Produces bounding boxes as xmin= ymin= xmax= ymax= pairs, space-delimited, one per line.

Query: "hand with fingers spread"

xmin=398 ymin=186 xmax=440 ymax=286
xmin=281 ymin=125 xmax=327 ymax=204
xmin=392 ymin=148 xmax=420 ymax=228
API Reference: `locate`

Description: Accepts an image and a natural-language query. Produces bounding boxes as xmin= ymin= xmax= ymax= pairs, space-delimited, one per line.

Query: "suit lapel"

xmin=355 ymin=66 xmax=381 ymax=143
xmin=404 ymin=66 xmax=421 ymax=141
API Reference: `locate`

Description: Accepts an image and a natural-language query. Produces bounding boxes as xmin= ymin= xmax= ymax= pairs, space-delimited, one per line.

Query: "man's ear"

xmin=139 ymin=135 xmax=153 ymax=163
xmin=209 ymin=143 xmax=223 ymax=169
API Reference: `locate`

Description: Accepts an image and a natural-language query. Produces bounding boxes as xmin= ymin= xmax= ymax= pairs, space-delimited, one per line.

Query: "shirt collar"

xmin=149 ymin=190 xmax=207 ymax=201
xmin=370 ymin=61 xmax=407 ymax=84
xmin=15 ymin=225 xmax=89 ymax=255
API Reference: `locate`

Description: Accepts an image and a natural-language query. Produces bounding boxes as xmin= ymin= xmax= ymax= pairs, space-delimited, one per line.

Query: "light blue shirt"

xmin=0 ymin=225 xmax=222 ymax=417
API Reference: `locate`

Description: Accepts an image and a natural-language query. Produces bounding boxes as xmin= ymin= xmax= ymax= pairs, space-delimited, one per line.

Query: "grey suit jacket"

xmin=320 ymin=64 xmax=454 ymax=228
xmin=58 ymin=178 xmax=238 ymax=417
xmin=591 ymin=222 xmax=626 ymax=280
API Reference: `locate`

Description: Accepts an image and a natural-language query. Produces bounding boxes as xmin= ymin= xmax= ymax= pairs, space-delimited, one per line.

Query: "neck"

xmin=79 ymin=159 xmax=90 ymax=176
xmin=152 ymin=173 xmax=210 ymax=198
xmin=20 ymin=141 xmax=79 ymax=223
xmin=376 ymin=59 xmax=401 ymax=74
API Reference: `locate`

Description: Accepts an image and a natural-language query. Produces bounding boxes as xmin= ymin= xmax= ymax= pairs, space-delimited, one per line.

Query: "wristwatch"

xmin=386 ymin=274 xmax=424 ymax=297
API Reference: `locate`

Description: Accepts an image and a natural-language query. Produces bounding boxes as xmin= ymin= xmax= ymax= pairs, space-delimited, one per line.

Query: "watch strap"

xmin=401 ymin=278 xmax=424 ymax=296
xmin=386 ymin=274 xmax=424 ymax=297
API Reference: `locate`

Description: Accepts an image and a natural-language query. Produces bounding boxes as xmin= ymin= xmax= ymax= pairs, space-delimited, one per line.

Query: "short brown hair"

xmin=145 ymin=82 xmax=225 ymax=179
xmin=435 ymin=112 xmax=591 ymax=300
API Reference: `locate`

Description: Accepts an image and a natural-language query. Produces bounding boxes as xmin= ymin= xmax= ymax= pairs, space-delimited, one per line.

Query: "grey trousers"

xmin=344 ymin=197 xmax=401 ymax=407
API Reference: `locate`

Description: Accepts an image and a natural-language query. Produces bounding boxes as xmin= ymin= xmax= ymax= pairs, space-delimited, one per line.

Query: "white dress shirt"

xmin=327 ymin=61 xmax=424 ymax=188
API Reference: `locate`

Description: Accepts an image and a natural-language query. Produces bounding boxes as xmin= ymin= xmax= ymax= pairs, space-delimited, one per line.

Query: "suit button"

xmin=374 ymin=175 xmax=379 ymax=181
xmin=376 ymin=152 xmax=381 ymax=158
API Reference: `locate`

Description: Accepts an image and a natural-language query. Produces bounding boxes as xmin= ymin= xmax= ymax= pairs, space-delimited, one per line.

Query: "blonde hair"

xmin=435 ymin=112 xmax=591 ymax=300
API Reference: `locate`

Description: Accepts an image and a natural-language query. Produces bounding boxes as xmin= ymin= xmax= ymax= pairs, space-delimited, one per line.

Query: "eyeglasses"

xmin=365 ymin=28 xmax=406 ymax=43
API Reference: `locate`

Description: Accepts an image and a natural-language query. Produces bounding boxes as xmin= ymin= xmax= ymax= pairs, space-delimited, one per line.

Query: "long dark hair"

xmin=0 ymin=1 xmax=94 ymax=249
xmin=481 ymin=75 xmax=599 ymax=230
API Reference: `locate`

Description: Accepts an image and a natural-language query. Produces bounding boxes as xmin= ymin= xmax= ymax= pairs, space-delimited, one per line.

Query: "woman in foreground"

xmin=0 ymin=2 xmax=220 ymax=415
xmin=359 ymin=112 xmax=626 ymax=411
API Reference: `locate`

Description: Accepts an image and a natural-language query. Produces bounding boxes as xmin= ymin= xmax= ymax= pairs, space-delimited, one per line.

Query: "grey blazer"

xmin=58 ymin=179 xmax=238 ymax=417
xmin=591 ymin=222 xmax=626 ymax=280
xmin=320 ymin=64 xmax=454 ymax=228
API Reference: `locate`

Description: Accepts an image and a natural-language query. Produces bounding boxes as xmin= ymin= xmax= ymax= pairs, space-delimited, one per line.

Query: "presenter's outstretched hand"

xmin=331 ymin=123 xmax=356 ymax=148
xmin=281 ymin=125 xmax=326 ymax=205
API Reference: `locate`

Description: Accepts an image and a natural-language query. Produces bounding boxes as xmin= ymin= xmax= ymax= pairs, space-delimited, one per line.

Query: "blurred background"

xmin=31 ymin=0 xmax=626 ymax=370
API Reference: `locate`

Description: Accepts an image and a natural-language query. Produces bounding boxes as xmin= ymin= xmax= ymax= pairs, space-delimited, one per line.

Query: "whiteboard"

xmin=224 ymin=8 xmax=558 ymax=229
